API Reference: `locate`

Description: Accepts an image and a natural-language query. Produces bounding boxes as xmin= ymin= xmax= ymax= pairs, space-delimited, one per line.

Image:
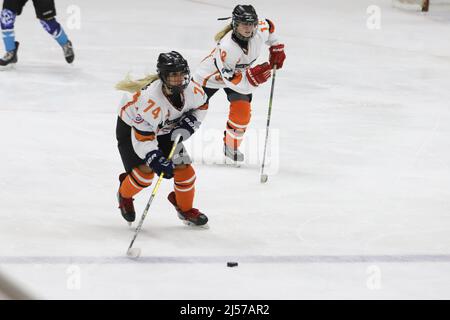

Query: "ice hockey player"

xmin=0 ymin=0 xmax=75 ymax=67
xmin=193 ymin=4 xmax=286 ymax=162
xmin=115 ymin=51 xmax=209 ymax=227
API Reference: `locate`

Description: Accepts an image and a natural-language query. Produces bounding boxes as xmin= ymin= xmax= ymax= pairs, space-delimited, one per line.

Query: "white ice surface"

xmin=0 ymin=0 xmax=450 ymax=299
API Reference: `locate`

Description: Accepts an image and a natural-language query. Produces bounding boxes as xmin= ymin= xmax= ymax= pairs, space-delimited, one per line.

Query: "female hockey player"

xmin=115 ymin=51 xmax=208 ymax=227
xmin=193 ymin=4 xmax=286 ymax=162
xmin=0 ymin=0 xmax=74 ymax=67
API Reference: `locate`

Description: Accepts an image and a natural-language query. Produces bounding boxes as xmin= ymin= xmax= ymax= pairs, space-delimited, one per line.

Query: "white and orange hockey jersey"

xmin=118 ymin=79 xmax=208 ymax=159
xmin=193 ymin=19 xmax=280 ymax=95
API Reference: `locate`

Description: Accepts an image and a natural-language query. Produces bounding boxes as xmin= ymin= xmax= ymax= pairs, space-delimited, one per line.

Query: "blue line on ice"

xmin=1 ymin=255 xmax=450 ymax=264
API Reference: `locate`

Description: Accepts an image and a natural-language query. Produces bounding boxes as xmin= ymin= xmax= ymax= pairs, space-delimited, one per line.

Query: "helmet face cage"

xmin=232 ymin=5 xmax=258 ymax=41
xmin=157 ymin=51 xmax=191 ymax=93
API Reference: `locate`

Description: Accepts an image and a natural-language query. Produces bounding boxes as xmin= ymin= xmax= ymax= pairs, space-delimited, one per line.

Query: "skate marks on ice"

xmin=1 ymin=254 xmax=450 ymax=265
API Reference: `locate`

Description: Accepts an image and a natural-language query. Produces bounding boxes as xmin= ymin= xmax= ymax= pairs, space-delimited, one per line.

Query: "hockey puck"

xmin=227 ymin=262 xmax=238 ymax=267
xmin=127 ymin=248 xmax=141 ymax=259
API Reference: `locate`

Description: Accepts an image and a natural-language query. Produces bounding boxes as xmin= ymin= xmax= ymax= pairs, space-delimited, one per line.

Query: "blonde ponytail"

xmin=115 ymin=73 xmax=159 ymax=93
xmin=214 ymin=23 xmax=233 ymax=43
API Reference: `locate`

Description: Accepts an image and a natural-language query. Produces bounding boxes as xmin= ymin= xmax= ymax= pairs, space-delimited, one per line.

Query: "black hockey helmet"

xmin=232 ymin=5 xmax=258 ymax=41
xmin=157 ymin=51 xmax=190 ymax=93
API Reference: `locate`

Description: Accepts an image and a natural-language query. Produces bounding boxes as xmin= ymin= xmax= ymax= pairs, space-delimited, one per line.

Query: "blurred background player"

xmin=115 ymin=51 xmax=209 ymax=227
xmin=193 ymin=4 xmax=286 ymax=162
xmin=0 ymin=0 xmax=74 ymax=67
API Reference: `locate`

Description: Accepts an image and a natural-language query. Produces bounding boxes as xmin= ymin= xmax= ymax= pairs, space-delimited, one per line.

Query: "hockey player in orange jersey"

xmin=193 ymin=4 xmax=286 ymax=162
xmin=115 ymin=51 xmax=208 ymax=227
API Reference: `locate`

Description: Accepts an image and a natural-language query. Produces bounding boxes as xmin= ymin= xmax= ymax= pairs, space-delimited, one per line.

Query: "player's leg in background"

xmin=33 ymin=0 xmax=74 ymax=63
xmin=223 ymin=88 xmax=252 ymax=161
xmin=1 ymin=0 xmax=20 ymax=52
xmin=0 ymin=0 xmax=26 ymax=66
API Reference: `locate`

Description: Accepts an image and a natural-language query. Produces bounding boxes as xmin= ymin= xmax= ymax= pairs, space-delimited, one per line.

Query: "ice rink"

xmin=0 ymin=0 xmax=449 ymax=299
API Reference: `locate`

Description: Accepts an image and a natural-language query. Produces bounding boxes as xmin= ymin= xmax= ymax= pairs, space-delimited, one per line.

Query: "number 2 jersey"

xmin=193 ymin=19 xmax=280 ymax=95
xmin=117 ymin=79 xmax=208 ymax=159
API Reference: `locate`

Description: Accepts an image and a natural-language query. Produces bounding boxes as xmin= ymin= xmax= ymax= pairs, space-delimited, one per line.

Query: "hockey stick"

xmin=260 ymin=66 xmax=277 ymax=183
xmin=127 ymin=134 xmax=182 ymax=259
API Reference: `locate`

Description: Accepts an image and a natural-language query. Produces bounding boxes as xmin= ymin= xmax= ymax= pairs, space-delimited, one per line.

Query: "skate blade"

xmin=223 ymin=156 xmax=242 ymax=168
xmin=0 ymin=64 xmax=15 ymax=71
xmin=182 ymin=220 xmax=210 ymax=229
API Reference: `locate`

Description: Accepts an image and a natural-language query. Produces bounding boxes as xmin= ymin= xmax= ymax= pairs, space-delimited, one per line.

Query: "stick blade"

xmin=260 ymin=174 xmax=268 ymax=183
xmin=127 ymin=248 xmax=141 ymax=259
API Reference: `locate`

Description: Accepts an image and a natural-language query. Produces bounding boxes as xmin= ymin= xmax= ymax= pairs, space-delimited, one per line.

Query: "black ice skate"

xmin=167 ymin=192 xmax=208 ymax=227
xmin=62 ymin=40 xmax=75 ymax=64
xmin=224 ymin=143 xmax=244 ymax=162
xmin=0 ymin=42 xmax=19 ymax=68
xmin=118 ymin=173 xmax=136 ymax=223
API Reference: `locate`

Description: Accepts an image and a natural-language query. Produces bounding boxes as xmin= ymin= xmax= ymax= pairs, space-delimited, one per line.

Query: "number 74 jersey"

xmin=117 ymin=79 xmax=208 ymax=159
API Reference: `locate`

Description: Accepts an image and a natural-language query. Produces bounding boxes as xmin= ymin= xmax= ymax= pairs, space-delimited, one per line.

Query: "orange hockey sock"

xmin=173 ymin=165 xmax=196 ymax=212
xmin=119 ymin=168 xmax=154 ymax=198
xmin=224 ymin=100 xmax=251 ymax=149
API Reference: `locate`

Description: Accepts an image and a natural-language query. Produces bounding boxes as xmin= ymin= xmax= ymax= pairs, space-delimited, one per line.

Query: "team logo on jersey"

xmin=134 ymin=114 xmax=144 ymax=124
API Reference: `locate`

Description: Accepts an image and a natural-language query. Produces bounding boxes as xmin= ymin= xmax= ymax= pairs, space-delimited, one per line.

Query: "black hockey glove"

xmin=170 ymin=114 xmax=199 ymax=142
xmin=145 ymin=150 xmax=175 ymax=179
